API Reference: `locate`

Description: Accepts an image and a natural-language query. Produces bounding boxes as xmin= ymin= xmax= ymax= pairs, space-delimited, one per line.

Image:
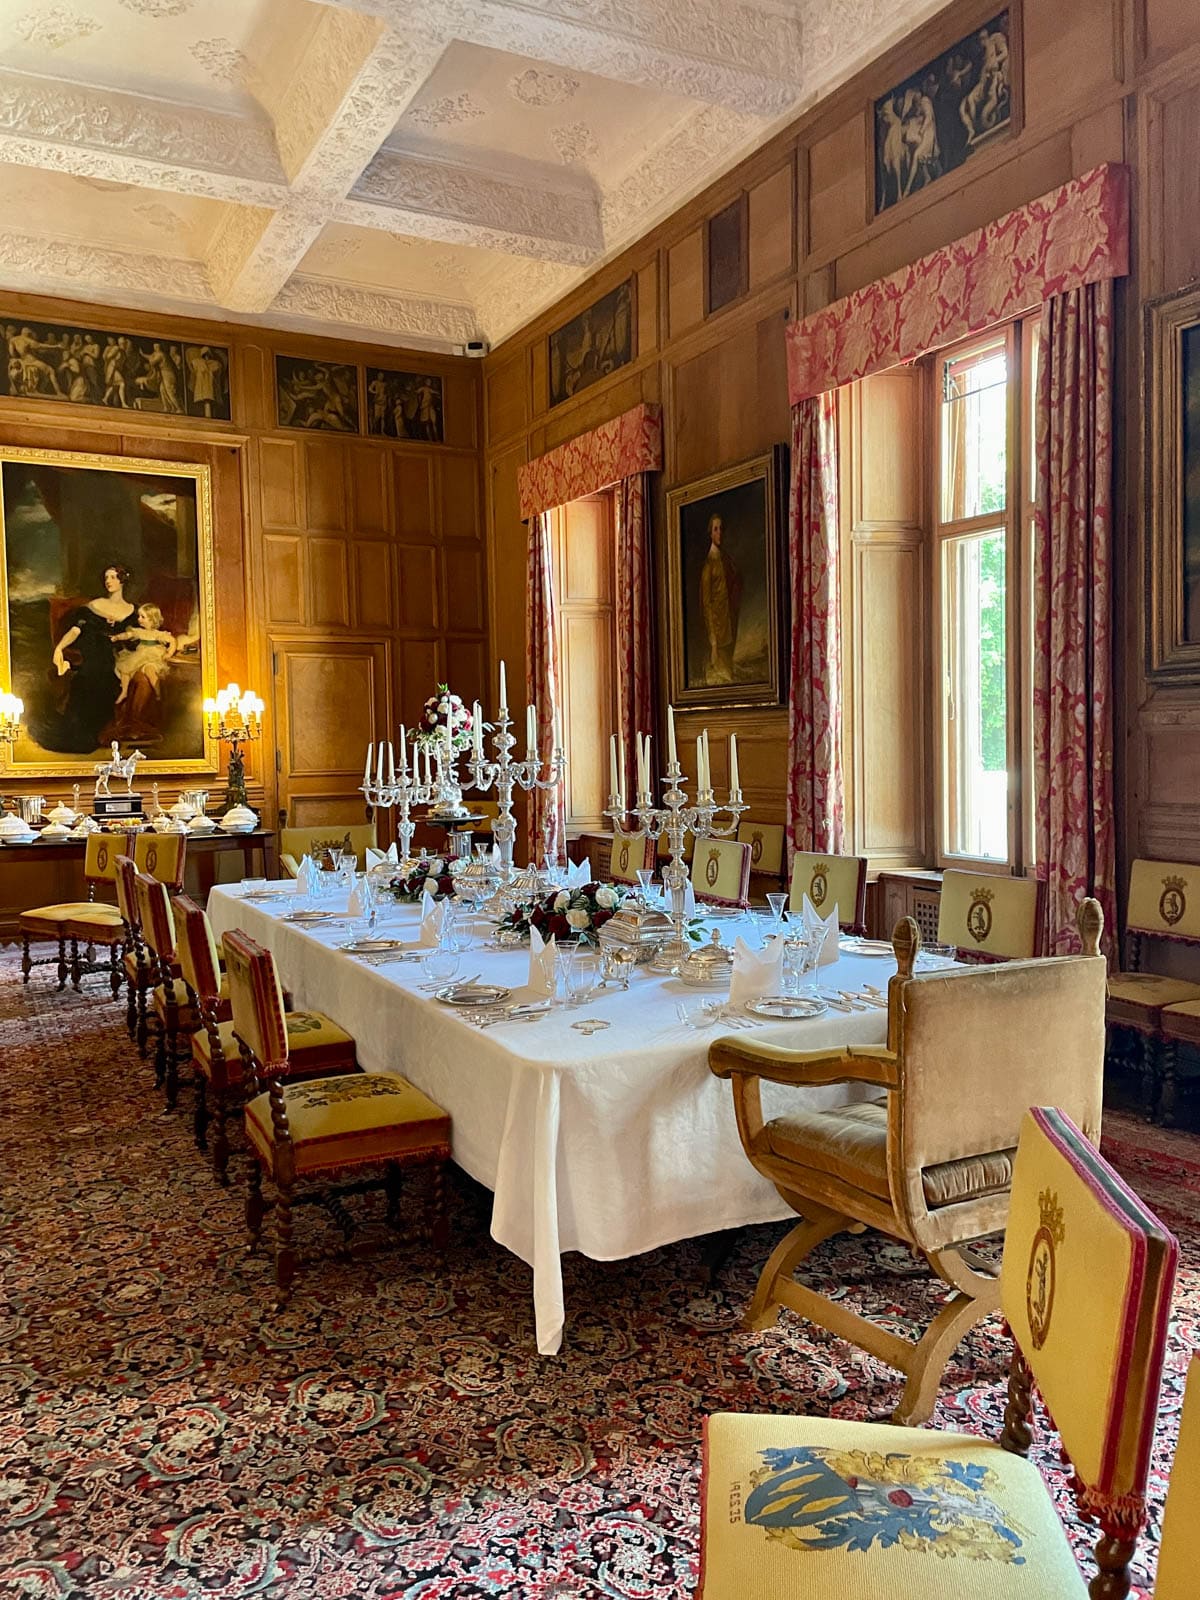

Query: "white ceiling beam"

xmin=206 ymin=10 xmax=453 ymax=313
xmin=0 ymin=69 xmax=286 ymax=205
xmin=341 ymin=148 xmax=601 ymax=264
xmin=323 ymin=0 xmax=804 ymax=116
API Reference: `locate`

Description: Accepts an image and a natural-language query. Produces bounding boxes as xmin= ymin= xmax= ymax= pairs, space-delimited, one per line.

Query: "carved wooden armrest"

xmin=709 ymin=1038 xmax=900 ymax=1090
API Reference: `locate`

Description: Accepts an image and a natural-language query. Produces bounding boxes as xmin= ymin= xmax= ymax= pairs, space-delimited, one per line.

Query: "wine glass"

xmin=767 ymin=891 xmax=787 ymax=930
xmin=636 ymin=868 xmax=655 ymax=901
xmin=421 ymin=946 xmax=461 ymax=988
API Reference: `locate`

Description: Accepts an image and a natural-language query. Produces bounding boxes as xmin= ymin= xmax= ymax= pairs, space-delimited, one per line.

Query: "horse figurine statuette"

xmin=94 ymin=742 xmax=146 ymax=797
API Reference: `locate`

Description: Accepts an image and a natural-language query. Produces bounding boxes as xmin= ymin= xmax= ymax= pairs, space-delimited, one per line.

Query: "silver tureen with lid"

xmin=678 ymin=927 xmax=735 ymax=988
xmin=598 ymin=893 xmax=673 ymax=966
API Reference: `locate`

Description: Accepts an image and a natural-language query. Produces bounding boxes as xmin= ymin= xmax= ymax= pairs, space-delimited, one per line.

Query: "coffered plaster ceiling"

xmin=0 ymin=0 xmax=946 ymax=353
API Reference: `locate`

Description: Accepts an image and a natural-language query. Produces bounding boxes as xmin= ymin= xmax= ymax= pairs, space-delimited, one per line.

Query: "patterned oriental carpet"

xmin=1 ymin=956 xmax=1196 ymax=1600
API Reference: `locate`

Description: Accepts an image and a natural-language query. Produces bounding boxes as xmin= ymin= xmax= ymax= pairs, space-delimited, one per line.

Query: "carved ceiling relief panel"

xmin=0 ymin=0 xmax=942 ymax=347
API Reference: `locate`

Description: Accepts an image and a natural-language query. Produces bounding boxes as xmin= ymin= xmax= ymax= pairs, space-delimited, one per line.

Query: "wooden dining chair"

xmin=20 ymin=829 xmax=128 ymax=991
xmin=174 ymin=895 xmax=358 ymax=1183
xmin=698 ymin=1104 xmax=1179 ymax=1600
xmin=937 ymin=868 xmax=1041 ymax=961
xmin=709 ymin=902 xmax=1107 ymax=1425
xmin=608 ymin=828 xmax=656 ymax=885
xmin=787 ymin=849 xmax=868 ymax=933
xmin=692 ymin=838 xmax=752 ymax=908
xmin=737 ymin=821 xmax=786 ymax=882
xmin=222 ymin=929 xmax=451 ymax=1304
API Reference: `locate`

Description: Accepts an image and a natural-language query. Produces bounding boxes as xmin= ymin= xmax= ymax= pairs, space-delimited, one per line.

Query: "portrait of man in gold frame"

xmin=0 ymin=447 xmax=218 ymax=776
xmin=1148 ymin=283 xmax=1200 ymax=680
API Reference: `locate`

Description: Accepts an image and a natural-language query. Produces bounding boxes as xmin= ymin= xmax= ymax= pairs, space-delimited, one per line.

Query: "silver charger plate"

xmin=339 ymin=937 xmax=415 ymax=954
xmin=841 ymin=938 xmax=893 ymax=957
xmin=744 ymin=995 xmax=829 ymax=1020
xmin=283 ymin=909 xmax=345 ymax=924
xmin=435 ymin=982 xmax=511 ymax=1007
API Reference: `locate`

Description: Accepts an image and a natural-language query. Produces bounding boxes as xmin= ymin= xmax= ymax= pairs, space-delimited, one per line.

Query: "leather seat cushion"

xmin=699 ymin=1412 xmax=1087 ymax=1599
xmin=1107 ymin=971 xmax=1200 ymax=1027
xmin=195 ymin=1012 xmax=356 ymax=1078
xmin=765 ymin=1102 xmax=1015 ymax=1210
xmin=765 ymin=1102 xmax=890 ymax=1199
xmin=245 ymin=1072 xmax=449 ymax=1175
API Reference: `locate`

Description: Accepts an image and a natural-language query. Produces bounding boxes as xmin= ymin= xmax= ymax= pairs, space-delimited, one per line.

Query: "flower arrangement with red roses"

xmin=499 ymin=881 xmax=625 ymax=945
xmin=388 ymin=856 xmax=459 ymax=902
xmin=414 ymin=685 xmax=475 ymax=753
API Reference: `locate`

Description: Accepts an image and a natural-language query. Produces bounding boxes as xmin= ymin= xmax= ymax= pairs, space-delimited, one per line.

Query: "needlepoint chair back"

xmin=609 ymin=829 xmax=655 ymax=885
xmin=83 ymin=831 xmax=125 ymax=886
xmin=222 ymin=928 xmax=288 ymax=1073
xmin=937 ymin=869 xmax=1039 ymax=960
xmin=788 ymin=850 xmax=867 ymax=932
xmin=1126 ymin=857 xmax=1200 ymax=945
xmin=691 ymin=838 xmax=751 ymax=908
xmin=1156 ymin=1357 xmax=1200 ymax=1600
xmin=132 ymin=830 xmax=187 ymax=890
xmin=134 ymin=870 xmax=176 ymax=964
xmin=737 ymin=821 xmax=785 ymax=879
xmin=172 ymin=893 xmax=221 ymax=1003
xmin=1002 ymin=1106 xmax=1178 ymax=1539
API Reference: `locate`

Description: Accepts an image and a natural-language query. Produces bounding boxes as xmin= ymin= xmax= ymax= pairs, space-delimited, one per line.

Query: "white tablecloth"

xmin=207 ymin=886 xmax=894 ymax=1354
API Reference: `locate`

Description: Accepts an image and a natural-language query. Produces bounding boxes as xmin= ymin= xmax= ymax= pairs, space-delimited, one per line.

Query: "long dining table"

xmin=207 ymin=883 xmax=900 ymax=1354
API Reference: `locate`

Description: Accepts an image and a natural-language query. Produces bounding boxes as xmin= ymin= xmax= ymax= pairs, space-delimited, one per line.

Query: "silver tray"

xmin=744 ymin=995 xmax=828 ymax=1020
xmin=435 ymin=982 xmax=511 ymax=1007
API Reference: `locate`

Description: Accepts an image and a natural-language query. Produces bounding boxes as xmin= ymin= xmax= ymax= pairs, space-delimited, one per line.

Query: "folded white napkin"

xmin=348 ymin=874 xmax=373 ymax=920
xmin=564 ymin=857 xmax=592 ymax=887
xmin=296 ymin=854 xmax=316 ymax=894
xmin=419 ymin=891 xmax=448 ymax=947
xmin=802 ymin=895 xmax=840 ymax=966
xmin=528 ymin=924 xmax=557 ymax=996
xmin=683 ymin=879 xmax=697 ymax=917
xmin=366 ymin=842 xmax=399 ymax=870
xmin=729 ymin=936 xmax=785 ymax=1008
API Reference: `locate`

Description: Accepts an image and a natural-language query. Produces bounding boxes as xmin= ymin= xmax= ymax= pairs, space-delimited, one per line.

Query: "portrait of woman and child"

xmin=2 ymin=455 xmax=211 ymax=767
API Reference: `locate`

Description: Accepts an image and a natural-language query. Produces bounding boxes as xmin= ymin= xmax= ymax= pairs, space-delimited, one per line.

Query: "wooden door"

xmin=271 ymin=637 xmax=392 ymax=835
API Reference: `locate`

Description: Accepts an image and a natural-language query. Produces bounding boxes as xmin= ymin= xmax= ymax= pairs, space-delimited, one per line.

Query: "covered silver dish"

xmin=598 ymin=894 xmax=673 ymax=966
xmin=678 ymin=928 xmax=735 ymax=988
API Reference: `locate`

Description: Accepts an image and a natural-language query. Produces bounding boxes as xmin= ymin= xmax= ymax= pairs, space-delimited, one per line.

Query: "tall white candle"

xmin=609 ymin=734 xmax=618 ymax=800
xmin=399 ymin=724 xmax=407 ymax=773
xmin=376 ymin=742 xmax=386 ymax=786
xmin=644 ymin=735 xmax=652 ymax=799
xmin=618 ymin=738 xmax=626 ymax=810
xmin=526 ymin=705 xmax=536 ymax=758
xmin=386 ymin=740 xmax=395 ymax=786
xmin=443 ymin=721 xmax=453 ymax=763
xmin=667 ymin=704 xmax=677 ymax=766
xmin=695 ymin=736 xmax=705 ymax=793
xmin=729 ymin=733 xmax=740 ymax=794
xmin=472 ymin=701 xmax=483 ymax=760
xmin=364 ymin=741 xmax=373 ymax=787
xmin=703 ymin=730 xmax=712 ymax=791
xmin=499 ymin=659 xmax=507 ymax=711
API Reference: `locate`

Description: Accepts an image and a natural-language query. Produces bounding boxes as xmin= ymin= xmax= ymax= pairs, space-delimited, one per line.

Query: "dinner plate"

xmin=743 ymin=995 xmax=829 ymax=1020
xmin=435 ymin=982 xmax=511 ymax=1007
xmin=242 ymin=889 xmax=297 ymax=902
xmin=338 ymin=937 xmax=415 ymax=954
xmin=282 ymin=909 xmax=346 ymax=924
xmin=841 ymin=938 xmax=894 ymax=957
xmin=701 ymin=904 xmax=745 ymax=920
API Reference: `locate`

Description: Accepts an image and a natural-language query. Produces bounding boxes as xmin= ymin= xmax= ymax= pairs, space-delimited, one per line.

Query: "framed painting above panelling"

xmin=548 ymin=279 xmax=635 ymax=408
xmin=1148 ymin=282 xmax=1200 ymax=680
xmin=706 ymin=195 xmax=749 ymax=314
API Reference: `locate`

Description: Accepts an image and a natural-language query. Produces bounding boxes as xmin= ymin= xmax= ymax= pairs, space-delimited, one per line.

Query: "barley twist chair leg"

xmin=56 ymin=934 xmax=68 ymax=991
xmin=999 ymin=1343 xmax=1035 ymax=1456
xmin=136 ymin=984 xmax=149 ymax=1059
xmin=274 ymin=1178 xmax=297 ymax=1306
xmin=1091 ymin=1533 xmax=1137 ymax=1600
xmin=109 ymin=943 xmax=121 ymax=1002
xmin=70 ymin=937 xmax=82 ymax=991
xmin=211 ymin=1087 xmax=231 ymax=1186
xmin=428 ymin=1161 xmax=448 ymax=1252
xmin=20 ymin=934 xmax=32 ymax=984
xmin=125 ymin=971 xmax=137 ymax=1040
xmin=1159 ymin=1038 xmax=1179 ymax=1128
xmin=246 ymin=1161 xmax=266 ymax=1253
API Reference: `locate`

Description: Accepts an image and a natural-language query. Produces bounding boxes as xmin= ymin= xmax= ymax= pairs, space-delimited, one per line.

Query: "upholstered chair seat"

xmin=709 ymin=903 xmax=1107 ymax=1426
xmin=223 ymin=927 xmax=450 ymax=1304
xmin=20 ymin=831 xmax=129 ymax=993
xmin=22 ymin=901 xmax=122 ymax=928
xmin=1105 ymin=970 xmax=1200 ymax=1025
xmin=193 ymin=1011 xmax=356 ymax=1078
xmin=278 ymin=821 xmax=377 ymax=878
xmin=698 ymin=1106 xmax=1180 ymax=1600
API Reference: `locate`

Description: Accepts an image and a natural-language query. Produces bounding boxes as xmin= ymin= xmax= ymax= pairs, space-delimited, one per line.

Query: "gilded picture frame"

xmin=1148 ymin=283 xmax=1200 ymax=680
xmin=0 ymin=447 xmax=218 ymax=777
xmin=664 ymin=447 xmax=787 ymax=711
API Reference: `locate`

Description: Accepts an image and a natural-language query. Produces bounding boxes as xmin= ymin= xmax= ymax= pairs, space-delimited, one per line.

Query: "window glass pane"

xmin=941 ymin=345 xmax=1008 ymax=521
xmin=943 ymin=530 xmax=1008 ymax=860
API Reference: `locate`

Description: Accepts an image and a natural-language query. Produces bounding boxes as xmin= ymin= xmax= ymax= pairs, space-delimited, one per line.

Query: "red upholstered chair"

xmin=222 ymin=929 xmax=451 ymax=1305
xmin=698 ymin=1106 xmax=1179 ymax=1600
xmin=135 ymin=870 xmax=228 ymax=1111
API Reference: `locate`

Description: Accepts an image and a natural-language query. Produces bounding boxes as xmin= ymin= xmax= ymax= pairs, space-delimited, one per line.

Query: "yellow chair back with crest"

xmin=937 ymin=869 xmax=1040 ymax=960
xmin=133 ymin=830 xmax=187 ymax=890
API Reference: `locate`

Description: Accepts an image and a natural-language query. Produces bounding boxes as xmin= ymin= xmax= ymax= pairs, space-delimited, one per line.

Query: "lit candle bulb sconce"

xmin=202 ymin=683 xmax=263 ymax=809
xmin=0 ymin=688 xmax=25 ymax=757
xmin=605 ymin=715 xmax=746 ymax=973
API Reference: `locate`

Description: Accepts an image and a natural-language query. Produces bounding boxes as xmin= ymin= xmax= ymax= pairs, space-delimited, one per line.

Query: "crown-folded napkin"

xmin=419 ymin=892 xmax=448 ymax=947
xmin=728 ymin=936 xmax=785 ymax=1008
xmin=528 ymin=924 xmax=557 ymax=997
xmin=683 ymin=878 xmax=697 ymax=917
xmin=802 ymin=895 xmax=840 ymax=966
xmin=366 ymin=842 xmax=399 ymax=871
xmin=564 ymin=857 xmax=592 ymax=887
xmin=295 ymin=854 xmax=316 ymax=895
xmin=348 ymin=875 xmax=373 ymax=920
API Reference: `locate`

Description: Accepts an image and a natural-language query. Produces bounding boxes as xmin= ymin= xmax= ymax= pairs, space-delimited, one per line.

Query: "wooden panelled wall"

xmin=484 ymin=0 xmax=1200 ymax=897
xmin=0 ymin=291 xmax=486 ymax=839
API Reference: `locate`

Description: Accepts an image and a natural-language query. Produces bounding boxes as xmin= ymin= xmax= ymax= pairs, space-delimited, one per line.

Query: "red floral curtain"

xmin=615 ymin=473 xmax=655 ymax=809
xmin=526 ymin=511 xmax=566 ymax=866
xmin=787 ymin=392 xmax=843 ymax=858
xmin=1033 ymin=278 xmax=1116 ymax=955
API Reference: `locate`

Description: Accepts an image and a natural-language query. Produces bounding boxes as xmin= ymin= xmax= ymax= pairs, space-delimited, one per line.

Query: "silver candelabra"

xmin=360 ymin=743 xmax=437 ymax=869
xmin=605 ymin=759 xmax=747 ymax=971
xmin=465 ymin=706 xmax=566 ymax=879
